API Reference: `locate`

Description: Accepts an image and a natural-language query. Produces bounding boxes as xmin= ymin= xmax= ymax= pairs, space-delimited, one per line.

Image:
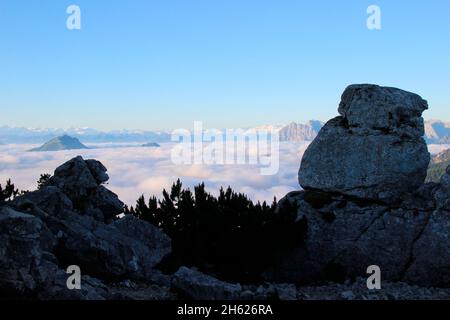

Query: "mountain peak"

xmin=28 ymin=135 xmax=89 ymax=152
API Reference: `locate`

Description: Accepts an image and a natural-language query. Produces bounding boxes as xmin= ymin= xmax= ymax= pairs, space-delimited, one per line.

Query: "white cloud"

xmin=0 ymin=142 xmax=306 ymax=206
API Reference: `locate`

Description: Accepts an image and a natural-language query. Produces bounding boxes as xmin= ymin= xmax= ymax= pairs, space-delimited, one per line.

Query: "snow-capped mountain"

xmin=424 ymin=120 xmax=450 ymax=144
xmin=278 ymin=120 xmax=324 ymax=141
xmin=1 ymin=119 xmax=449 ymax=144
xmin=0 ymin=126 xmax=171 ymax=144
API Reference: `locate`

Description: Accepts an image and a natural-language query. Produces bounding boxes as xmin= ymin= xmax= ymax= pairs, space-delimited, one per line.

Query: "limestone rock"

xmin=264 ymin=191 xmax=434 ymax=285
xmin=299 ymin=84 xmax=430 ymax=202
xmin=0 ymin=207 xmax=58 ymax=297
xmin=46 ymin=156 xmax=124 ymax=221
xmin=44 ymin=211 xmax=171 ymax=281
xmin=338 ymin=84 xmax=428 ymax=138
xmin=172 ymin=267 xmax=242 ymax=300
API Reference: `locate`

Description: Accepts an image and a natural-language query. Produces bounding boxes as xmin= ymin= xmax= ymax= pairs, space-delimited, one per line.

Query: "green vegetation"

xmin=0 ymin=179 xmax=20 ymax=204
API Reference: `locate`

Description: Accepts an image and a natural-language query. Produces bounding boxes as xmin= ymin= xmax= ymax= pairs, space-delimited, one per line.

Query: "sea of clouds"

xmin=0 ymin=142 xmax=311 ymax=206
xmin=1 ymin=142 xmax=447 ymax=206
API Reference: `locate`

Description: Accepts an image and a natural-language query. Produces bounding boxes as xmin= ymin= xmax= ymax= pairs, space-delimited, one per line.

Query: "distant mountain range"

xmin=1 ymin=119 xmax=449 ymax=144
xmin=0 ymin=126 xmax=171 ymax=144
xmin=29 ymin=135 xmax=89 ymax=152
xmin=142 ymin=142 xmax=161 ymax=147
xmin=427 ymin=147 xmax=450 ymax=182
xmin=424 ymin=120 xmax=450 ymax=144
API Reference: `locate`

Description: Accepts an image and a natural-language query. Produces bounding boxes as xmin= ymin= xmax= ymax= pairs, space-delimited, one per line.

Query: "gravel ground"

xmin=295 ymin=278 xmax=450 ymax=300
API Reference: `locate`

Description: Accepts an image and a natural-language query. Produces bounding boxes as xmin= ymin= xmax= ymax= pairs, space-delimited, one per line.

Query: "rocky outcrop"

xmin=267 ymin=85 xmax=450 ymax=288
xmin=46 ymin=156 xmax=124 ymax=222
xmin=0 ymin=207 xmax=57 ymax=297
xmin=172 ymin=267 xmax=243 ymax=300
xmin=299 ymin=84 xmax=430 ymax=203
xmin=266 ymin=169 xmax=450 ymax=287
xmin=0 ymin=156 xmax=172 ymax=299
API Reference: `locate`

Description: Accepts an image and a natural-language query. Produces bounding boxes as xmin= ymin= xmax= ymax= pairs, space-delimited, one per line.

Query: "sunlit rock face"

xmin=298 ymin=84 xmax=430 ymax=203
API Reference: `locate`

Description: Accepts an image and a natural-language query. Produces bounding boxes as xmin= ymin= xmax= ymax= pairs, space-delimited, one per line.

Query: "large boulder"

xmin=12 ymin=186 xmax=73 ymax=217
xmin=44 ymin=211 xmax=171 ymax=281
xmin=2 ymin=156 xmax=173 ymax=299
xmin=0 ymin=207 xmax=58 ymax=297
xmin=265 ymin=191 xmax=425 ymax=283
xmin=38 ymin=270 xmax=112 ymax=300
xmin=172 ymin=267 xmax=242 ymax=300
xmin=265 ymin=181 xmax=450 ymax=287
xmin=112 ymin=215 xmax=172 ymax=272
xmin=299 ymin=84 xmax=430 ymax=203
xmin=47 ymin=156 xmax=124 ymax=221
xmin=434 ymin=165 xmax=450 ymax=210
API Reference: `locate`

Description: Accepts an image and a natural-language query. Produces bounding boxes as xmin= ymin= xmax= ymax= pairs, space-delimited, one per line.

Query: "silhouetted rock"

xmin=299 ymin=84 xmax=430 ymax=203
xmin=12 ymin=186 xmax=73 ymax=217
xmin=266 ymin=85 xmax=450 ymax=288
xmin=434 ymin=165 xmax=450 ymax=210
xmin=113 ymin=215 xmax=172 ymax=272
xmin=265 ymin=191 xmax=433 ymax=284
xmin=38 ymin=270 xmax=111 ymax=300
xmin=1 ymin=156 xmax=172 ymax=299
xmin=172 ymin=267 xmax=242 ymax=300
xmin=0 ymin=207 xmax=58 ymax=297
xmin=47 ymin=156 xmax=123 ymax=222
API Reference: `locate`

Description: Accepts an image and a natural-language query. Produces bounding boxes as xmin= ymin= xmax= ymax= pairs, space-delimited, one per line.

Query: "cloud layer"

xmin=0 ymin=142 xmax=309 ymax=206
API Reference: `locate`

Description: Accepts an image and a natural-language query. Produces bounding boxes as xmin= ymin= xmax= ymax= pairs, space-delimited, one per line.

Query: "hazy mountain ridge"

xmin=424 ymin=120 xmax=450 ymax=144
xmin=1 ymin=119 xmax=449 ymax=144
xmin=427 ymin=147 xmax=450 ymax=182
xmin=0 ymin=121 xmax=324 ymax=144
xmin=0 ymin=126 xmax=171 ymax=144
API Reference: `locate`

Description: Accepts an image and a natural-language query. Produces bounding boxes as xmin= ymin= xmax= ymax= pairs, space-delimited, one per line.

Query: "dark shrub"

xmin=125 ymin=179 xmax=304 ymax=283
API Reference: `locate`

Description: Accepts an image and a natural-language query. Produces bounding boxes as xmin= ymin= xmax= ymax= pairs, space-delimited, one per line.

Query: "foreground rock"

xmin=267 ymin=85 xmax=450 ymax=287
xmin=1 ymin=156 xmax=172 ymax=299
xmin=268 ymin=164 xmax=450 ymax=287
xmin=46 ymin=156 xmax=124 ymax=222
xmin=299 ymin=84 xmax=430 ymax=203
xmin=0 ymin=207 xmax=57 ymax=297
xmin=172 ymin=267 xmax=242 ymax=300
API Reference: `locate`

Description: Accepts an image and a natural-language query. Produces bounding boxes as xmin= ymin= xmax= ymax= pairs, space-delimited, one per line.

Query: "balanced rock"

xmin=47 ymin=156 xmax=124 ymax=222
xmin=299 ymin=84 xmax=430 ymax=202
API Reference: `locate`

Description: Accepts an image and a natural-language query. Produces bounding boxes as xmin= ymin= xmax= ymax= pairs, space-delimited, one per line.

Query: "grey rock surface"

xmin=265 ymin=187 xmax=450 ymax=287
xmin=172 ymin=267 xmax=242 ymax=300
xmin=43 ymin=209 xmax=171 ymax=281
xmin=112 ymin=215 xmax=172 ymax=275
xmin=434 ymin=165 xmax=450 ymax=210
xmin=299 ymin=84 xmax=430 ymax=202
xmin=1 ymin=156 xmax=172 ymax=299
xmin=0 ymin=207 xmax=58 ymax=296
xmin=46 ymin=156 xmax=124 ymax=222
xmin=338 ymin=84 xmax=428 ymax=138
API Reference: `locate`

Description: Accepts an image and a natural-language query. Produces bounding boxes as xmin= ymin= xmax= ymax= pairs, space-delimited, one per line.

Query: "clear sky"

xmin=0 ymin=0 xmax=449 ymax=130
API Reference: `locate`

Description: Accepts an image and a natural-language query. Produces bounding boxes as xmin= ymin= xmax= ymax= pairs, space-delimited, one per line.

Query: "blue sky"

xmin=0 ymin=0 xmax=449 ymax=130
